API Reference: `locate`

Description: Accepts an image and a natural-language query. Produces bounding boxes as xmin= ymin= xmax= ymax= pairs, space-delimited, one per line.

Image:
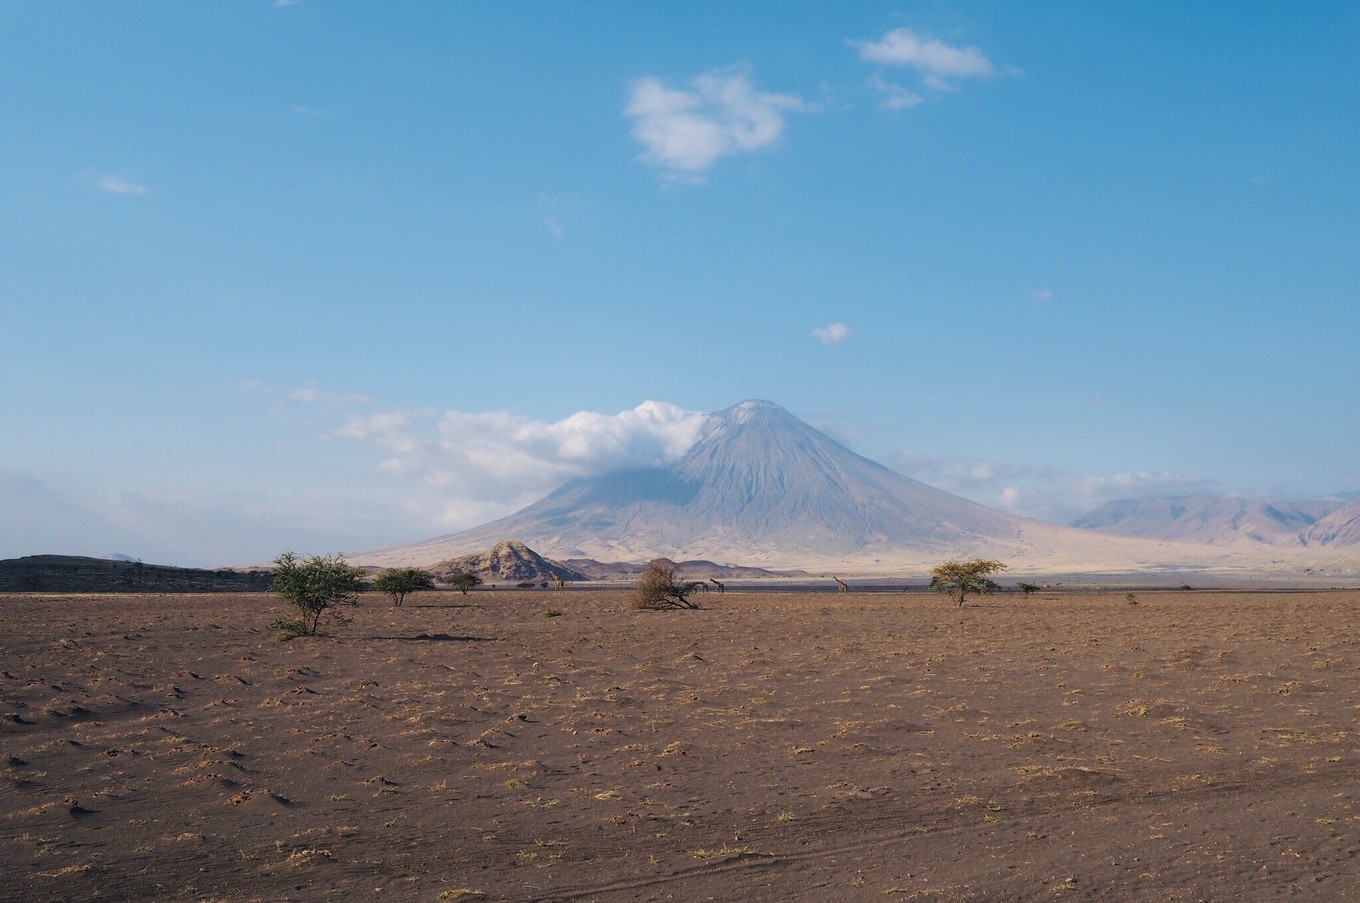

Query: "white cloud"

xmin=854 ymin=28 xmax=996 ymax=84
xmin=865 ymin=72 xmax=924 ymax=111
xmin=812 ymin=321 xmax=852 ymax=344
xmin=96 ymin=174 xmax=149 ymax=196
xmin=285 ymin=385 xmax=373 ymax=405
xmin=324 ymin=398 xmax=711 ymax=528
xmin=853 ymin=28 xmax=1003 ymax=106
xmin=624 ymin=67 xmax=806 ymax=180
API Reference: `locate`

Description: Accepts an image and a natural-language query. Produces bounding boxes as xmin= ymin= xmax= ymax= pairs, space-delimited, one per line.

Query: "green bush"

xmin=448 ymin=573 xmax=482 ymax=595
xmin=270 ymin=552 xmax=366 ymax=640
xmin=929 ymin=558 xmax=1007 ymax=608
xmin=373 ymin=567 xmax=435 ymax=606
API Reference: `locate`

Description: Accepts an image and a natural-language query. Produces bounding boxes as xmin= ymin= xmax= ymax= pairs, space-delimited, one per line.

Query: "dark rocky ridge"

xmin=0 ymin=555 xmax=272 ymax=593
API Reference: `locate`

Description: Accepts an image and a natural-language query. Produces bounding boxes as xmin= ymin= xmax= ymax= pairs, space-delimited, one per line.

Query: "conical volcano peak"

xmin=724 ymin=399 xmax=787 ymax=424
xmin=706 ymin=400 xmax=809 ymax=437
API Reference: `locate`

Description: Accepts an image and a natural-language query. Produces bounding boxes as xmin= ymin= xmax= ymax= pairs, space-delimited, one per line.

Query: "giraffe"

xmin=833 ymin=576 xmax=849 ymax=593
xmin=551 ymin=573 xmax=565 ymax=593
xmin=709 ymin=577 xmax=726 ymax=594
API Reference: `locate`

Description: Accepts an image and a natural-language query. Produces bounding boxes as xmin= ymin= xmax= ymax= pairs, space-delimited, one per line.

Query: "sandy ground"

xmin=2 ymin=588 xmax=1358 ymax=901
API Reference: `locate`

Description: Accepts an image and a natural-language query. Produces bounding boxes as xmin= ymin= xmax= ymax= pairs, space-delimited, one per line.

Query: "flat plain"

xmin=2 ymin=588 xmax=1358 ymax=901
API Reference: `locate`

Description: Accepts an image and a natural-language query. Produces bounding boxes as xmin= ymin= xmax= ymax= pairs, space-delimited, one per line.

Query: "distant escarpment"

xmin=0 ymin=555 xmax=273 ymax=593
xmin=1073 ymin=495 xmax=1359 ymax=548
xmin=1301 ymin=499 xmax=1360 ymax=547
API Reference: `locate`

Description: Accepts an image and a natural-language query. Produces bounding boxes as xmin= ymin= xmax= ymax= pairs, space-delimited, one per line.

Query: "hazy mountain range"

xmin=355 ymin=400 xmax=1359 ymax=580
xmin=1072 ymin=496 xmax=1360 ymax=548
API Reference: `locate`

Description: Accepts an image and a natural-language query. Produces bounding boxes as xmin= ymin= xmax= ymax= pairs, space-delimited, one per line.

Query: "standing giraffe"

xmin=709 ymin=577 xmax=726 ymax=594
xmin=833 ymin=576 xmax=849 ymax=593
xmin=551 ymin=573 xmax=565 ymax=593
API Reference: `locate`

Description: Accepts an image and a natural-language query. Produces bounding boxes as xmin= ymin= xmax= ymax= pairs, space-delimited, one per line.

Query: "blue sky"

xmin=3 ymin=2 xmax=1357 ymax=566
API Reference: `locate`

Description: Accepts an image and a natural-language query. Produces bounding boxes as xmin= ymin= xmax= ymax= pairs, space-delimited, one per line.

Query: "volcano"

xmin=357 ymin=400 xmax=1045 ymax=569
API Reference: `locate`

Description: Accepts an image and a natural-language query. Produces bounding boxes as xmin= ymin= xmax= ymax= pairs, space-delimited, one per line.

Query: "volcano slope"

xmin=3 ymin=588 xmax=1358 ymax=901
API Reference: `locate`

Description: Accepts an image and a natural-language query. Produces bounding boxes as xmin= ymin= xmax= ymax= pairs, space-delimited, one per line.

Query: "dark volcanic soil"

xmin=2 ymin=589 xmax=1358 ymax=901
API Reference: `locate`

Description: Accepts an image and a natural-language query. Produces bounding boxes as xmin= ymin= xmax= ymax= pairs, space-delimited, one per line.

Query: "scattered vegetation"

xmin=930 ymin=558 xmax=1007 ymax=607
xmin=372 ymin=567 xmax=435 ymax=606
xmin=269 ymin=552 xmax=366 ymax=640
xmin=1017 ymin=582 xmax=1041 ymax=597
xmin=1126 ymin=592 xmax=1139 ymax=605
xmin=447 ymin=573 xmax=483 ymax=595
xmin=633 ymin=559 xmax=705 ymax=610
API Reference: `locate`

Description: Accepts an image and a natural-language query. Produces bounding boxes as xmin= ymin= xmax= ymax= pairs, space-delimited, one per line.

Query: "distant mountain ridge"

xmin=1301 ymin=499 xmax=1360 ymax=547
xmin=1071 ymin=496 xmax=1347 ymax=547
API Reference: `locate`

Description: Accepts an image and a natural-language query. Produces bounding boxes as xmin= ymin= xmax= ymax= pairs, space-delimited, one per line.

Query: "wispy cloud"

xmin=854 ymin=28 xmax=996 ymax=84
xmin=812 ymin=321 xmax=852 ymax=344
xmin=264 ymin=388 xmax=713 ymax=532
xmin=242 ymin=380 xmax=372 ymax=406
xmin=624 ymin=67 xmax=806 ymax=181
xmin=1076 ymin=471 xmax=1218 ymax=508
xmin=96 ymin=174 xmax=149 ymax=196
xmin=336 ymin=401 xmax=709 ymax=492
xmin=886 ymin=450 xmax=1218 ymax=524
xmin=853 ymin=28 xmax=1002 ymax=109
xmin=864 ymin=72 xmax=923 ymax=111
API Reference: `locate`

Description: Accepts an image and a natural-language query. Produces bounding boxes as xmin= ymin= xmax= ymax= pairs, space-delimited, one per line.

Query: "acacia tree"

xmin=447 ymin=572 xmax=482 ymax=596
xmin=633 ymin=559 xmax=705 ymax=610
xmin=372 ymin=567 xmax=435 ymax=606
xmin=270 ymin=552 xmax=367 ymax=639
xmin=930 ymin=558 xmax=1007 ymax=607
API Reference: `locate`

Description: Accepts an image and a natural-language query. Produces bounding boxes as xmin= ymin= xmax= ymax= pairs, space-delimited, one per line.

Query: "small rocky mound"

xmin=435 ymin=540 xmax=588 ymax=584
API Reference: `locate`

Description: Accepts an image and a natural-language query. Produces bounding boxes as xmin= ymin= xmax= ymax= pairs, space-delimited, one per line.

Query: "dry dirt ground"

xmin=2 ymin=588 xmax=1358 ymax=902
